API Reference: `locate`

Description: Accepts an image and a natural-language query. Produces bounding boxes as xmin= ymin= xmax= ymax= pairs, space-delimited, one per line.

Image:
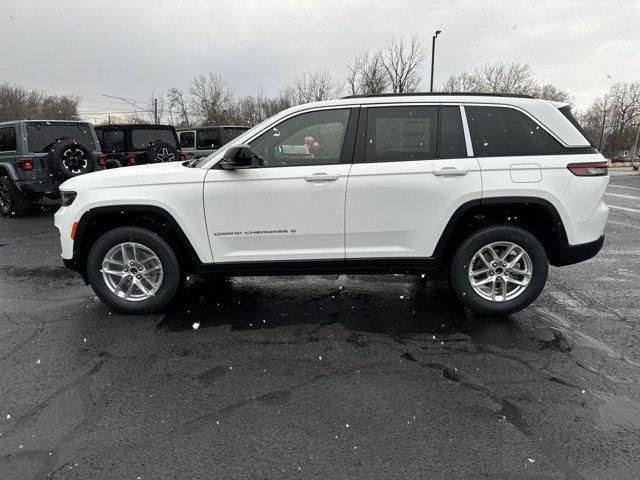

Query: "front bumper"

xmin=554 ymin=234 xmax=605 ymax=266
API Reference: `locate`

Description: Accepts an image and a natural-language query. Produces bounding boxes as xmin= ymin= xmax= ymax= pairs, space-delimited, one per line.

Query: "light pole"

xmin=430 ymin=30 xmax=442 ymax=93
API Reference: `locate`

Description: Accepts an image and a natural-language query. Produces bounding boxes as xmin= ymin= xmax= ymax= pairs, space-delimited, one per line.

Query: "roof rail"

xmin=341 ymin=92 xmax=534 ymax=99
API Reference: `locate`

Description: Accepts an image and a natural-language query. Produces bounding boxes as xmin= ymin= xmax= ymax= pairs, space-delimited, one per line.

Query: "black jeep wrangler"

xmin=94 ymin=124 xmax=184 ymax=168
xmin=0 ymin=120 xmax=105 ymax=217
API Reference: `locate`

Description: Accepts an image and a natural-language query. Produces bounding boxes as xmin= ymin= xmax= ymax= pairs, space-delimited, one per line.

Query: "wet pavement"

xmin=1 ymin=176 xmax=640 ymax=480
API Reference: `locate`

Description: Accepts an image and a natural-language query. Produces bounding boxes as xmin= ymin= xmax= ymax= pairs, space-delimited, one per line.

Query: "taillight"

xmin=179 ymin=151 xmax=186 ymax=162
xmin=97 ymin=154 xmax=106 ymax=166
xmin=124 ymin=153 xmax=137 ymax=165
xmin=567 ymin=162 xmax=608 ymax=176
xmin=16 ymin=157 xmax=34 ymax=170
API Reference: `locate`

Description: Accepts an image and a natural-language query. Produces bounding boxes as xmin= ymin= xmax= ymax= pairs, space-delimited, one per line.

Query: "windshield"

xmin=26 ymin=123 xmax=96 ymax=152
xmin=131 ymin=129 xmax=177 ymax=149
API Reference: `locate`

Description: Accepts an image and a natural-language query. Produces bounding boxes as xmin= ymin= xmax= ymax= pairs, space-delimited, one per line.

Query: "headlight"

xmin=60 ymin=191 xmax=77 ymax=207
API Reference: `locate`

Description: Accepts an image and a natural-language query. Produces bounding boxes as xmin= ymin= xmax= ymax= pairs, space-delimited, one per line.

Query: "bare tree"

xmin=285 ymin=69 xmax=343 ymax=105
xmin=443 ymin=61 xmax=573 ymax=103
xmin=346 ymin=50 xmax=389 ymax=95
xmin=189 ymin=74 xmax=235 ymax=124
xmin=582 ymin=95 xmax=611 ymax=151
xmin=535 ymin=84 xmax=573 ymax=103
xmin=167 ymin=88 xmax=190 ymax=127
xmin=380 ymin=36 xmax=425 ymax=93
xmin=0 ymin=83 xmax=80 ymax=122
xmin=442 ymin=72 xmax=478 ymax=93
xmin=581 ymin=82 xmax=640 ymax=155
xmin=443 ymin=61 xmax=538 ymax=95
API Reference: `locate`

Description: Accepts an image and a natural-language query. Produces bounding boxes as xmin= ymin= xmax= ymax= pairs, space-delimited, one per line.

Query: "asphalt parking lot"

xmin=1 ymin=176 xmax=639 ymax=480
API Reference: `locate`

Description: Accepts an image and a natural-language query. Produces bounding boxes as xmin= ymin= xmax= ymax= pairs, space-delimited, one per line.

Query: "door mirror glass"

xmin=219 ymin=144 xmax=253 ymax=169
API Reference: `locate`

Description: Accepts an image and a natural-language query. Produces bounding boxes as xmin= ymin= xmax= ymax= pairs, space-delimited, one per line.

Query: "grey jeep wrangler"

xmin=0 ymin=120 xmax=104 ymax=217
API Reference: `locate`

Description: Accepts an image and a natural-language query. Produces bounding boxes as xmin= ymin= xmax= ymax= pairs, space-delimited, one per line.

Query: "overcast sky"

xmin=2 ymin=0 xmax=638 ymax=120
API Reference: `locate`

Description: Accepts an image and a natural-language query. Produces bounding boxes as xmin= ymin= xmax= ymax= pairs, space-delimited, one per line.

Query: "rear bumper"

xmin=16 ymin=179 xmax=60 ymax=197
xmin=554 ymin=234 xmax=604 ymax=266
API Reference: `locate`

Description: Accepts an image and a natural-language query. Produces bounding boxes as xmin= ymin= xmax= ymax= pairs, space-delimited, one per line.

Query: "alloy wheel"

xmin=100 ymin=242 xmax=164 ymax=302
xmin=468 ymin=241 xmax=533 ymax=302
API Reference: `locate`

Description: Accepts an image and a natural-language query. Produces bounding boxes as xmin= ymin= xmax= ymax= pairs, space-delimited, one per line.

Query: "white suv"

xmin=54 ymin=93 xmax=609 ymax=315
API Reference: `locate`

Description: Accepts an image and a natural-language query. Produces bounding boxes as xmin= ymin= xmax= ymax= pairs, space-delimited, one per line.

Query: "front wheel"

xmin=449 ymin=226 xmax=548 ymax=315
xmin=87 ymin=227 xmax=181 ymax=314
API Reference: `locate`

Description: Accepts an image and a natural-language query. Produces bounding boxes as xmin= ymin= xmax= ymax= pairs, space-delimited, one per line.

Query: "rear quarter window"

xmin=131 ymin=129 xmax=177 ymax=150
xmin=559 ymin=105 xmax=594 ymax=147
xmin=179 ymin=131 xmax=195 ymax=148
xmin=466 ymin=106 xmax=561 ymax=157
xmin=26 ymin=123 xmax=96 ymax=153
xmin=101 ymin=130 xmax=125 ymax=152
xmin=197 ymin=129 xmax=221 ymax=149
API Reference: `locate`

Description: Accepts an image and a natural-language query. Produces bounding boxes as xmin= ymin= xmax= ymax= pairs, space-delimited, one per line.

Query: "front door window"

xmin=249 ymin=109 xmax=350 ymax=167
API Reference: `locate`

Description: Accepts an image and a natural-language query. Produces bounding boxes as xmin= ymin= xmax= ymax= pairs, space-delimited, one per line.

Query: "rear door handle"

xmin=304 ymin=173 xmax=340 ymax=182
xmin=432 ymin=167 xmax=470 ymax=177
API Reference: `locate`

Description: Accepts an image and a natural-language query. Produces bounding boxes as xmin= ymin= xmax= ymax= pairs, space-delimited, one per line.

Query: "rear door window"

xmin=26 ymin=123 xmax=96 ymax=152
xmin=101 ymin=130 xmax=125 ymax=152
xmin=131 ymin=129 xmax=177 ymax=149
xmin=365 ymin=106 xmax=438 ymax=162
xmin=0 ymin=127 xmax=17 ymax=152
xmin=465 ymin=106 xmax=561 ymax=157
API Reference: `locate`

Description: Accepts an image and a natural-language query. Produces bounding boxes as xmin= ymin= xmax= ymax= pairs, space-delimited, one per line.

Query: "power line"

xmin=0 ymin=79 xmax=152 ymax=103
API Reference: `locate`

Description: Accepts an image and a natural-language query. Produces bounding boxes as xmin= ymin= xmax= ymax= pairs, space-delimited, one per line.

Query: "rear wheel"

xmin=449 ymin=225 xmax=548 ymax=315
xmin=87 ymin=227 xmax=181 ymax=314
xmin=0 ymin=176 xmax=30 ymax=217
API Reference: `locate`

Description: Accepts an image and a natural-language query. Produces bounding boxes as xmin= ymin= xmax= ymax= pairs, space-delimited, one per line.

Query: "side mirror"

xmin=219 ymin=144 xmax=252 ymax=170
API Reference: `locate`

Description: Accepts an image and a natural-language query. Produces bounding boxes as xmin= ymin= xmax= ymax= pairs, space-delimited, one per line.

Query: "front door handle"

xmin=304 ymin=173 xmax=340 ymax=182
xmin=432 ymin=167 xmax=470 ymax=177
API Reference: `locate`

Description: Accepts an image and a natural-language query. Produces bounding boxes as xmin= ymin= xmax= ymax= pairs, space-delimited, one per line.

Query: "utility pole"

xmin=632 ymin=122 xmax=640 ymax=157
xmin=430 ymin=30 xmax=442 ymax=93
xmin=154 ymin=98 xmax=158 ymax=124
xmin=108 ymin=114 xmax=111 ymax=125
xmin=599 ymin=108 xmax=607 ymax=152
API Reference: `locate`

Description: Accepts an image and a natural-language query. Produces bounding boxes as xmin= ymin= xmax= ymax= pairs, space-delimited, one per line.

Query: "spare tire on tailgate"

xmin=47 ymin=140 xmax=95 ymax=181
xmin=146 ymin=141 xmax=178 ymax=163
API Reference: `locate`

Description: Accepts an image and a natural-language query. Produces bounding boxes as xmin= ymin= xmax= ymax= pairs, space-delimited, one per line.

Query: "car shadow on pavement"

xmin=156 ymin=274 xmax=506 ymax=338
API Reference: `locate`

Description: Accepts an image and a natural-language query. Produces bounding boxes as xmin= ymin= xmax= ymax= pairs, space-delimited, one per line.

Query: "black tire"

xmin=47 ymin=140 xmax=95 ymax=181
xmin=0 ymin=176 xmax=30 ymax=217
xmin=87 ymin=227 xmax=181 ymax=314
xmin=449 ymin=225 xmax=548 ymax=315
xmin=146 ymin=141 xmax=178 ymax=163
